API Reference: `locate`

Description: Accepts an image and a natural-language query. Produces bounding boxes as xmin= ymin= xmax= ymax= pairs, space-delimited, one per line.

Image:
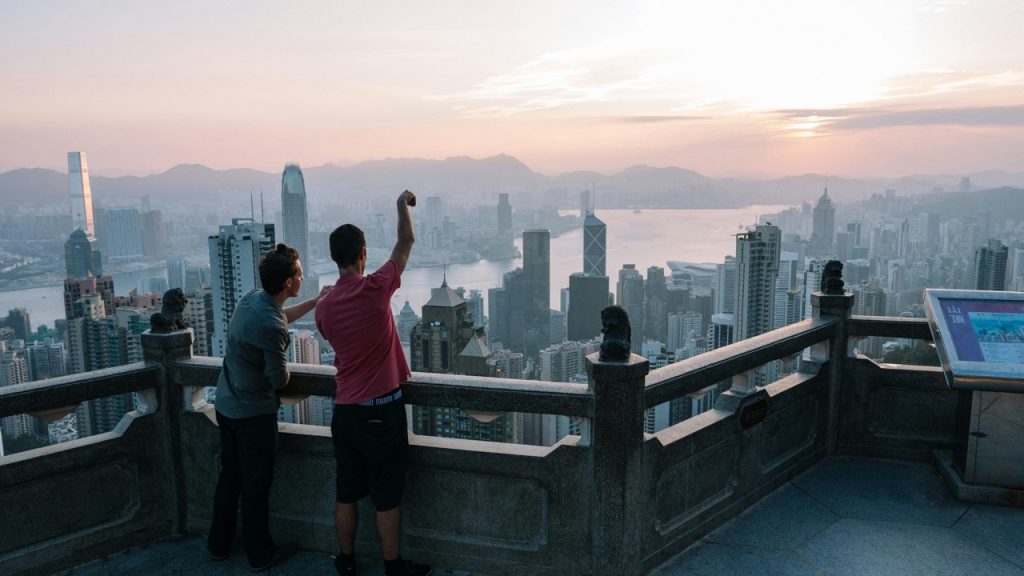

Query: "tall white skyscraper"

xmin=209 ymin=219 xmax=275 ymax=357
xmin=68 ymin=152 xmax=95 ymax=236
xmin=281 ymin=163 xmax=318 ymax=306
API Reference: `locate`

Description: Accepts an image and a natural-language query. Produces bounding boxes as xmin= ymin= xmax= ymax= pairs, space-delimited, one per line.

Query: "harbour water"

xmin=0 ymin=206 xmax=787 ymax=330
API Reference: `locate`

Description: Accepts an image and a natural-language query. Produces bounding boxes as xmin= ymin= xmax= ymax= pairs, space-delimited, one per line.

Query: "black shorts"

xmin=331 ymin=392 xmax=409 ymax=511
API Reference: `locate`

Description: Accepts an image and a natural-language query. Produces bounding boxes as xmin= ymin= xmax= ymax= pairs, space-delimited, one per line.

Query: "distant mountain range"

xmin=2 ymin=154 xmax=1023 ymax=209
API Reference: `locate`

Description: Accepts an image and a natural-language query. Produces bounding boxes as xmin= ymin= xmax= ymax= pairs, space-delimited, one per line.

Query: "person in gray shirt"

xmin=208 ymin=243 xmax=329 ymax=572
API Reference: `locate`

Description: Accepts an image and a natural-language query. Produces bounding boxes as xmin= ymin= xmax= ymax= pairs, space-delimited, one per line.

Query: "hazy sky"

xmin=2 ymin=0 xmax=1023 ymax=177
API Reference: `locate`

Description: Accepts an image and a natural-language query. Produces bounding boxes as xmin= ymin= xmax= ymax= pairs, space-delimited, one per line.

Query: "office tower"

xmin=583 ymin=212 xmax=607 ymax=277
xmin=410 ymin=281 xmax=476 ymax=373
xmin=465 ymin=289 xmax=485 ymax=329
xmin=567 ymin=273 xmax=608 ymax=342
xmin=281 ymin=164 xmax=319 ymax=306
xmin=208 ymin=219 xmax=275 ymax=357
xmin=64 ymin=228 xmax=103 ymax=278
xmin=898 ymin=218 xmax=911 ymax=260
xmin=645 ymin=266 xmax=668 ymax=343
xmin=281 ymin=164 xmax=310 ymax=264
xmin=182 ymin=284 xmax=214 ymax=356
xmin=773 ymin=252 xmax=799 ymax=330
xmin=184 ymin=263 xmax=211 ymax=295
xmin=616 ymin=264 xmax=645 ymax=353
xmin=550 ymin=310 xmax=565 ymax=344
xmin=714 ymin=256 xmax=737 ymax=315
xmin=141 ymin=209 xmax=164 ymax=259
xmin=497 ymin=193 xmax=512 ymax=238
xmin=974 ymin=239 xmax=1008 ymax=291
xmin=810 ymin=188 xmax=834 ymax=256
xmin=96 ymin=208 xmax=144 ymax=263
xmin=735 ymin=224 xmax=781 ymax=386
xmin=834 ymin=231 xmax=852 ymax=261
xmin=522 ymin=230 xmax=551 ymax=359
xmin=166 ymin=256 xmax=187 ymax=291
xmin=411 ymin=281 xmax=517 ymax=443
xmin=803 ymin=258 xmax=824 ymax=320
xmin=68 ymin=152 xmax=95 ymax=236
xmin=3 ymin=308 xmax=31 ymax=342
xmin=396 ymin=300 xmax=420 ymax=345
xmin=709 ymin=313 xmax=735 ymax=350
xmin=487 ymin=284 xmax=509 ymax=349
xmin=959 ymin=177 xmax=971 ymax=194
xmin=667 ymin=311 xmax=703 ymax=354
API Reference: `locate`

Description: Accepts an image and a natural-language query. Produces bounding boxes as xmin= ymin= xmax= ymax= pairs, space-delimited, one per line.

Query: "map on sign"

xmin=936 ymin=298 xmax=1024 ymax=364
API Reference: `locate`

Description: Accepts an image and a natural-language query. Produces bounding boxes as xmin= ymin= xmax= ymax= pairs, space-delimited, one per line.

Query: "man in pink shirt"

xmin=316 ymin=190 xmax=429 ymax=576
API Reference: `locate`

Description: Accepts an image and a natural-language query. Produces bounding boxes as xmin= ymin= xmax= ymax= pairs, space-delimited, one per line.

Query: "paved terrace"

xmin=58 ymin=456 xmax=1024 ymax=576
xmin=3 ymin=290 xmax=1023 ymax=575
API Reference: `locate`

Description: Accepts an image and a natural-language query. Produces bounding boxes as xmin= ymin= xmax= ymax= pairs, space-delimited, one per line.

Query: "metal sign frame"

xmin=923 ymin=288 xmax=1024 ymax=392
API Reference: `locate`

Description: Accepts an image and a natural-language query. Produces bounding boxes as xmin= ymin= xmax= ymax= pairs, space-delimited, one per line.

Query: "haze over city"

xmin=3 ymin=0 xmax=1024 ymax=177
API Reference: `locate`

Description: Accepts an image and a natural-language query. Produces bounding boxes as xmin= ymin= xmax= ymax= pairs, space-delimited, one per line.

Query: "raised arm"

xmin=390 ymin=190 xmax=416 ymax=274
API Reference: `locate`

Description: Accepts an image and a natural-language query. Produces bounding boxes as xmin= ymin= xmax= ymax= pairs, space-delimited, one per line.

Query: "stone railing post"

xmin=141 ymin=328 xmax=194 ymax=536
xmin=811 ymin=289 xmax=854 ymax=455
xmin=586 ymin=352 xmax=650 ymax=576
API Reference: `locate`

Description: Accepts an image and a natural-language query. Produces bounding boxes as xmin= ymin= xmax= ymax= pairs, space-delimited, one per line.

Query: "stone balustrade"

xmin=0 ymin=295 xmax=959 ymax=576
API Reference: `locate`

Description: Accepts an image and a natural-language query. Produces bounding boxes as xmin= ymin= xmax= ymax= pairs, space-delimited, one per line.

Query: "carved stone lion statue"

xmin=150 ymin=288 xmax=188 ymax=333
xmin=599 ymin=305 xmax=632 ymax=362
xmin=820 ymin=260 xmax=845 ymax=295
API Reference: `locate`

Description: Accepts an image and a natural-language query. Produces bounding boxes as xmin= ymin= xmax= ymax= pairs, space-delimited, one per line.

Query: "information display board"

xmin=923 ymin=289 xmax=1024 ymax=391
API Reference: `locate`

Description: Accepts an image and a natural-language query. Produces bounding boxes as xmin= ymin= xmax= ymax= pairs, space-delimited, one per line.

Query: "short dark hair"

xmin=329 ymin=224 xmax=366 ymax=268
xmin=259 ymin=243 xmax=300 ymax=295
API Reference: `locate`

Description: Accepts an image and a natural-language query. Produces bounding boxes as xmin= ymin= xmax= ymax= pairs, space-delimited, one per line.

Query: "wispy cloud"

xmin=610 ymin=115 xmax=710 ymax=124
xmin=775 ymin=104 xmax=1024 ymax=134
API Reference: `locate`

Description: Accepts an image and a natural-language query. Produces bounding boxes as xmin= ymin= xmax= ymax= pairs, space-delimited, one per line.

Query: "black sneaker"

xmin=334 ymin=552 xmax=357 ymax=575
xmin=208 ymin=547 xmax=230 ymax=562
xmin=250 ymin=543 xmax=298 ymax=572
xmin=384 ymin=558 xmax=432 ymax=576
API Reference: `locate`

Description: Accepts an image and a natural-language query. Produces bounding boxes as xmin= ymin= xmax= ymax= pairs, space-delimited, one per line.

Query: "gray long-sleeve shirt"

xmin=214 ymin=289 xmax=290 ymax=418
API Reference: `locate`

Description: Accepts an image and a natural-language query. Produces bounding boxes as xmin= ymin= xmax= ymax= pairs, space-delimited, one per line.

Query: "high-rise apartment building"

xmin=714 ymin=256 xmax=737 ymax=315
xmin=68 ymin=152 xmax=95 ymax=236
xmin=208 ymin=219 xmax=275 ymax=357
xmin=810 ymin=188 xmax=834 ymax=256
xmin=735 ymin=224 xmax=781 ymax=386
xmin=974 ymin=239 xmax=1008 ymax=291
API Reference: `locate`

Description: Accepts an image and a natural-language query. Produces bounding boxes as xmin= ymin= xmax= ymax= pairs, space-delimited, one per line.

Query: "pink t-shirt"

xmin=315 ymin=259 xmax=410 ymax=404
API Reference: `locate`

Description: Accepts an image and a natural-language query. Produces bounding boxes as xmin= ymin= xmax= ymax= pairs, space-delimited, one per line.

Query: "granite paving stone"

xmin=650 ymin=541 xmax=822 ymax=576
xmin=707 ymin=483 xmax=838 ymax=550
xmin=797 ymin=518 xmax=1024 ymax=576
xmin=792 ymin=456 xmax=967 ymax=526
xmin=953 ymin=504 xmax=1024 ymax=570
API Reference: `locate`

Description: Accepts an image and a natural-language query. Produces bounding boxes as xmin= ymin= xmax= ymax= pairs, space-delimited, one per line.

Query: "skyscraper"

xmin=208 ymin=219 xmax=275 ymax=357
xmin=714 ymin=256 xmax=737 ymax=315
xmin=522 ymin=230 xmax=551 ymax=359
xmin=616 ymin=264 xmax=645 ymax=353
xmin=281 ymin=164 xmax=319 ymax=308
xmin=96 ymin=208 xmax=144 ymax=263
xmin=68 ymin=152 xmax=95 ymax=237
xmin=567 ymin=273 xmax=608 ymax=342
xmin=64 ymin=228 xmax=103 ymax=278
xmin=735 ymin=224 xmax=781 ymax=385
xmin=810 ymin=188 xmax=834 ymax=256
xmin=583 ymin=212 xmax=607 ymax=277
xmin=497 ymin=193 xmax=512 ymax=238
xmin=974 ymin=239 xmax=1008 ymax=291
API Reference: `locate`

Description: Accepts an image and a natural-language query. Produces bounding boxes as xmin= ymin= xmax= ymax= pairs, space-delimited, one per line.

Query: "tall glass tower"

xmin=68 ymin=152 xmax=95 ymax=236
xmin=281 ymin=164 xmax=310 ymax=263
xmin=810 ymin=188 xmax=834 ymax=256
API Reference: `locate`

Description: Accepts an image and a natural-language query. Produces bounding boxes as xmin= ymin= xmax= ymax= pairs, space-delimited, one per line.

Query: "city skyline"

xmin=2 ymin=1 xmax=1024 ymax=178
